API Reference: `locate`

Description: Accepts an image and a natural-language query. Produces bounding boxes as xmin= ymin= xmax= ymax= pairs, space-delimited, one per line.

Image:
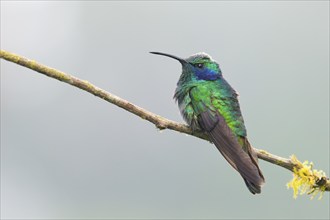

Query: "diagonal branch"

xmin=1 ymin=50 xmax=329 ymax=194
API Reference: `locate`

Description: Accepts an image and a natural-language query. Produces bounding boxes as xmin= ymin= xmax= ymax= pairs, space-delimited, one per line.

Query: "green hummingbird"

xmin=150 ymin=52 xmax=265 ymax=194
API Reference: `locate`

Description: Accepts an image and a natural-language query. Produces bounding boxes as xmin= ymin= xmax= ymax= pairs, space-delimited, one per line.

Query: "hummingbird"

xmin=150 ymin=52 xmax=265 ymax=194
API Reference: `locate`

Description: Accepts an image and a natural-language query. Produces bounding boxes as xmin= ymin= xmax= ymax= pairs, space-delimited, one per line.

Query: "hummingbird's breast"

xmin=174 ymin=82 xmax=201 ymax=130
xmin=175 ymin=78 xmax=247 ymax=137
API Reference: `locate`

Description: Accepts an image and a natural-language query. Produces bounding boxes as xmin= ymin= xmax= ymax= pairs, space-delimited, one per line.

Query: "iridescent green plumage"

xmin=151 ymin=52 xmax=265 ymax=194
xmin=177 ymin=78 xmax=247 ymax=137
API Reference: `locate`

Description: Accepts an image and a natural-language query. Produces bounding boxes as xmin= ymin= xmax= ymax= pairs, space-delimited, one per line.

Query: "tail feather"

xmin=244 ymin=178 xmax=261 ymax=194
xmin=198 ymin=110 xmax=265 ymax=194
xmin=241 ymin=138 xmax=265 ymax=182
xmin=241 ymin=139 xmax=264 ymax=194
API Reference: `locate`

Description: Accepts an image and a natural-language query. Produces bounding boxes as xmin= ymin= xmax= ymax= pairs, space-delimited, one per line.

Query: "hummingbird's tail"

xmin=198 ymin=110 xmax=265 ymax=194
xmin=240 ymin=138 xmax=265 ymax=194
xmin=244 ymin=178 xmax=262 ymax=194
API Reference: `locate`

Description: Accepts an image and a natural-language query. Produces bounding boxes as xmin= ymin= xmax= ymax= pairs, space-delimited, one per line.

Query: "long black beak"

xmin=150 ymin=52 xmax=187 ymax=64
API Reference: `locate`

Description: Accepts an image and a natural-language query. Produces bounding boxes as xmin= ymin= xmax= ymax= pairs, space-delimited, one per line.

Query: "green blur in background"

xmin=1 ymin=1 xmax=329 ymax=219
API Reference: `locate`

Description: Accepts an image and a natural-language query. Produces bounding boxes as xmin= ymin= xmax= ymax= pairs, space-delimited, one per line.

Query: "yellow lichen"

xmin=83 ymin=80 xmax=94 ymax=89
xmin=287 ymin=155 xmax=327 ymax=200
xmin=258 ymin=149 xmax=270 ymax=155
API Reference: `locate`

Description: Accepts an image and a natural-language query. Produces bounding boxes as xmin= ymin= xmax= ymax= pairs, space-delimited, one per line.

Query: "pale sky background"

xmin=1 ymin=1 xmax=329 ymax=219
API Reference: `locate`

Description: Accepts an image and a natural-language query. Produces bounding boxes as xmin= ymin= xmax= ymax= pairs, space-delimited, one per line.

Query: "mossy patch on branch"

xmin=287 ymin=155 xmax=327 ymax=200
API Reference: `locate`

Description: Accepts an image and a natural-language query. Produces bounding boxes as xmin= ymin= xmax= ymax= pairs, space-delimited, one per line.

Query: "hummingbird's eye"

xmin=196 ymin=63 xmax=204 ymax=68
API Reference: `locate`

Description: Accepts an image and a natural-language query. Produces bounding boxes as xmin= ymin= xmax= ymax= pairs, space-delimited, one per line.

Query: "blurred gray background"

xmin=1 ymin=1 xmax=329 ymax=219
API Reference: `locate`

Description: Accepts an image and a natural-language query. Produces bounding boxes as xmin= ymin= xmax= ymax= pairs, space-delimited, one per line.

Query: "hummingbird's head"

xmin=185 ymin=52 xmax=222 ymax=80
xmin=150 ymin=52 xmax=222 ymax=81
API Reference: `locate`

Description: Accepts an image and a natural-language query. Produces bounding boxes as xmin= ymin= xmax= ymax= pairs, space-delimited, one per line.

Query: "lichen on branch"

xmin=1 ymin=49 xmax=329 ymax=197
xmin=287 ymin=155 xmax=327 ymax=199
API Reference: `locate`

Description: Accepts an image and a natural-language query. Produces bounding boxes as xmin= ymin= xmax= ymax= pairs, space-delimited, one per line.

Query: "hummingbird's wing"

xmin=189 ymin=85 xmax=264 ymax=194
